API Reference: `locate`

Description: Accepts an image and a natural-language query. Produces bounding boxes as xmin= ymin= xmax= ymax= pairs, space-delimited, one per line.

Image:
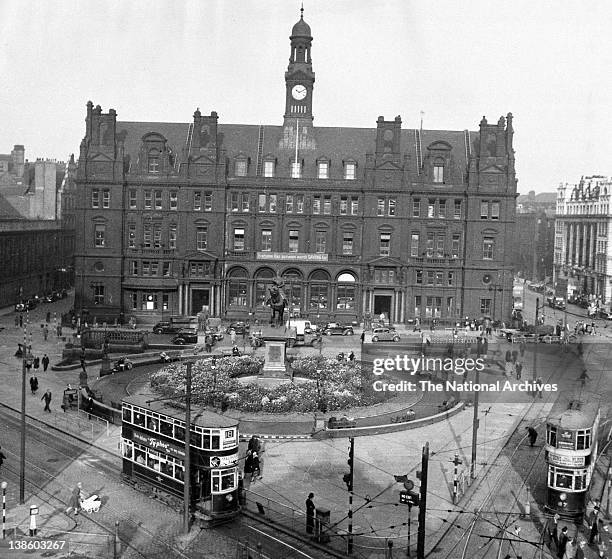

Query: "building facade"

xmin=73 ymin=13 xmax=517 ymax=326
xmin=514 ymin=210 xmax=555 ymax=282
xmin=554 ymin=176 xmax=612 ymax=306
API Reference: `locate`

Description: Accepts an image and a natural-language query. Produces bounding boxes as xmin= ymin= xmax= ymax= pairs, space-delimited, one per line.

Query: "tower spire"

xmin=300 ymin=3 xmax=304 ymax=19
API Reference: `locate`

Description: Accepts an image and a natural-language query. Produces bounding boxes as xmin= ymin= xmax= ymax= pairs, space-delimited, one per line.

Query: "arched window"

xmin=254 ymin=268 xmax=275 ymax=308
xmin=282 ymin=269 xmax=303 ymax=312
xmin=227 ymin=268 xmax=248 ymax=307
xmin=309 ymin=270 xmax=330 ymax=310
xmin=336 ymin=272 xmax=356 ymax=311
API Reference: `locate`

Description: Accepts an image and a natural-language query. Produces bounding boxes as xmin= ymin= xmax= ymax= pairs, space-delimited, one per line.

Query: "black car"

xmin=322 ymin=323 xmax=354 ymax=336
xmin=15 ymin=299 xmax=37 ymax=311
xmin=171 ymin=329 xmax=198 ymax=345
xmin=152 ymin=321 xmax=182 ymax=335
xmin=226 ymin=321 xmax=250 ymax=335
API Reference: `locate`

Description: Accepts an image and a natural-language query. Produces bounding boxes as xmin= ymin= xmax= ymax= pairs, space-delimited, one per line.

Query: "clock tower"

xmin=284 ymin=8 xmax=315 ymax=125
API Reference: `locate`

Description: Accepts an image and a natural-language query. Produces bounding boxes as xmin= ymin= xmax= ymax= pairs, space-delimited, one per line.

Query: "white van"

xmin=287 ymin=319 xmax=314 ymax=339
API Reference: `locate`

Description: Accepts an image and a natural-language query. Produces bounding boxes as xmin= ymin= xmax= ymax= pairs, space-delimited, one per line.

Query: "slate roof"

xmin=0 ymin=194 xmax=26 ymax=220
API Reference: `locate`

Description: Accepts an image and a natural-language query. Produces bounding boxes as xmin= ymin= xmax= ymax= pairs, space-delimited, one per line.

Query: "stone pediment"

xmin=184 ymin=250 xmax=218 ymax=261
xmin=374 ymin=160 xmax=402 ymax=171
xmin=191 ymin=154 xmax=216 ymax=165
xmin=367 ymin=256 xmax=404 ymax=267
xmin=480 ymin=164 xmax=505 ymax=173
xmin=89 ymin=152 xmax=114 ymax=162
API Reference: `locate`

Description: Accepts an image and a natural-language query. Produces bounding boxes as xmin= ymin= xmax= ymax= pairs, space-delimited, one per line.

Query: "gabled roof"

xmin=0 ymin=194 xmax=26 ymax=220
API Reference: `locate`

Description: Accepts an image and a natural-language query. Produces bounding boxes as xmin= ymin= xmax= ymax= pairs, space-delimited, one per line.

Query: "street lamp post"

xmin=20 ymin=322 xmax=33 ymax=504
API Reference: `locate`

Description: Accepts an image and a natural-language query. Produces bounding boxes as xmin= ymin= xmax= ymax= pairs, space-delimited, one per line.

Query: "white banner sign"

xmin=548 ymin=452 xmax=585 ymax=467
xmin=257 ymin=252 xmax=328 ymax=261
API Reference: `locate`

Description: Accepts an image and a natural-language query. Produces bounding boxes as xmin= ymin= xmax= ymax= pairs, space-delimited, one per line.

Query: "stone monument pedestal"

xmin=259 ymin=340 xmax=289 ymax=383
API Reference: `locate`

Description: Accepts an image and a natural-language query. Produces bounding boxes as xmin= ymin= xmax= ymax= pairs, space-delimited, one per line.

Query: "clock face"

xmin=291 ymin=84 xmax=307 ymax=100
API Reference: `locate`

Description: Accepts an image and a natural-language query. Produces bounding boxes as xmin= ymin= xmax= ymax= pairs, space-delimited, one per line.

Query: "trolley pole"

xmin=183 ymin=361 xmax=192 ymax=534
xmin=452 ymin=454 xmax=462 ymax=504
xmin=416 ymin=442 xmax=429 ymax=559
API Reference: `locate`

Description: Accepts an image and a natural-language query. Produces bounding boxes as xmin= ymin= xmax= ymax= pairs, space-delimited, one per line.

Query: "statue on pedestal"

xmin=265 ymin=279 xmax=287 ymax=328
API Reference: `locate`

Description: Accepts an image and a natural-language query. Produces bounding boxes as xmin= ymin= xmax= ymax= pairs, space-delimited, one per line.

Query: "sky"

xmin=1 ymin=0 xmax=611 ymax=194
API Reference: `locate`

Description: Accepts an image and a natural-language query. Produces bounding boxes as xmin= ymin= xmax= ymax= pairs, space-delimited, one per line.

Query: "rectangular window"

xmin=377 ymin=198 xmax=385 ymax=216
xmin=416 ymin=269 xmax=423 ymax=285
xmin=313 ymin=196 xmax=321 ymax=214
xmin=435 ymin=271 xmax=444 ymax=286
xmin=388 ymin=199 xmax=396 ymax=216
xmin=286 ymin=195 xmax=294 ymax=213
xmin=142 ymin=261 xmax=150 ymax=276
xmin=154 ymin=190 xmax=162 ymax=210
xmin=261 ymin=229 xmax=272 ymax=251
xmin=340 ymin=197 xmax=348 ymax=215
xmin=433 ymin=164 xmax=444 ymax=183
xmin=93 ymin=285 xmax=105 ymax=305
xmin=235 ymin=160 xmax=247 ymax=177
xmin=379 ymin=233 xmax=391 ymax=256
xmin=242 ymin=193 xmax=250 ymax=212
xmin=291 ymin=161 xmax=301 ymax=178
xmin=480 ymin=298 xmax=492 ymax=315
xmin=258 ymin=194 xmax=266 ymax=212
xmin=428 ymin=199 xmax=435 ymax=218
xmin=296 ymin=195 xmax=304 ymax=213
xmin=447 ymin=297 xmax=454 ymax=316
xmin=169 ymin=191 xmax=178 ymax=210
xmin=144 ymin=190 xmax=152 ymax=210
xmin=342 ymin=233 xmax=353 ymax=255
xmin=131 ymin=261 xmax=138 ymax=275
xmin=169 ymin=225 xmax=177 ymax=249
xmin=426 ymin=232 xmax=434 ymax=258
xmin=153 ymin=224 xmax=162 ymax=248
xmin=150 ymin=261 xmax=159 ymax=276
xmin=480 ymin=201 xmax=489 ymax=219
xmin=315 ymin=230 xmax=326 ymax=254
xmin=130 ymin=292 xmax=138 ymax=309
xmin=411 ymin=232 xmax=419 ymax=257
xmin=448 ymin=271 xmax=454 ymax=286
xmin=204 ymin=192 xmax=212 ymax=211
xmin=323 ymin=196 xmax=331 ymax=215
xmin=129 ymin=189 xmax=137 ymax=209
xmin=162 ymin=262 xmax=170 ymax=277
xmin=451 ymin=234 xmax=461 ymax=258
xmin=143 ymin=223 xmax=152 ymax=248
xmin=345 ymin=162 xmax=356 ymax=180
xmin=193 ymin=191 xmax=201 ymax=211
xmin=196 ymin=226 xmax=208 ymax=251
xmin=128 ymin=224 xmax=136 ymax=248
xmin=92 ymin=189 xmax=100 ymax=208
xmin=413 ymin=199 xmax=421 ymax=218
xmin=436 ymin=235 xmax=445 ymax=258
xmin=231 ymin=193 xmax=239 ymax=212
xmin=102 ymin=189 xmax=110 ymax=208
xmin=454 ymin=200 xmax=462 ymax=219
xmin=318 ymin=161 xmax=329 ymax=179
xmin=426 ymin=271 xmax=435 ymax=286
xmin=94 ymin=224 xmax=106 ymax=247
xmin=233 ymin=228 xmax=245 ymax=251
xmin=483 ymin=237 xmax=494 ymax=260
xmin=351 ymin=197 xmax=359 ymax=215
xmin=438 ymin=199 xmax=446 ymax=218
xmin=264 ymin=160 xmax=274 ymax=177
xmin=162 ymin=293 xmax=169 ymax=310
xmin=269 ymin=194 xmax=277 ymax=213
xmin=289 ymin=230 xmax=299 ymax=253
xmin=491 ymin=201 xmax=500 ymax=220
xmin=415 ymin=295 xmax=421 ymax=317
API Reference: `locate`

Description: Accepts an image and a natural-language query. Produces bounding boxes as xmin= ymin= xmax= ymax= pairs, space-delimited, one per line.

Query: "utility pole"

xmin=533 ymin=298 xmax=539 ymax=381
xmin=183 ymin=361 xmax=192 ymax=534
xmin=346 ymin=437 xmax=354 ymax=554
xmin=471 ymin=338 xmax=483 ymax=480
xmin=416 ymin=442 xmax=429 ymax=559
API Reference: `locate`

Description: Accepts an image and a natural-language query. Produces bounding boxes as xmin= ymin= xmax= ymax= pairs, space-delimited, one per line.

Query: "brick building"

xmin=73 ymin=12 xmax=517 ymax=326
xmin=514 ymin=210 xmax=555 ymax=282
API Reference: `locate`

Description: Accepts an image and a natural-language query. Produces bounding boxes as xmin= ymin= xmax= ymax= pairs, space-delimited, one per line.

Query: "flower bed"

xmin=150 ymin=355 xmax=388 ymax=413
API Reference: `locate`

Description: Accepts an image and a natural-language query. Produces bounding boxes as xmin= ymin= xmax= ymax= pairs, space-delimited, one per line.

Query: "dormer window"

xmin=433 ymin=158 xmax=444 ymax=183
xmin=317 ymin=161 xmax=329 ymax=179
xmin=263 ymin=159 xmax=275 ymax=178
xmin=344 ymin=162 xmax=356 ymax=180
xmin=148 ymin=149 xmax=160 ymax=173
xmin=235 ymin=156 xmax=248 ymax=177
xmin=291 ymin=161 xmax=302 ymax=179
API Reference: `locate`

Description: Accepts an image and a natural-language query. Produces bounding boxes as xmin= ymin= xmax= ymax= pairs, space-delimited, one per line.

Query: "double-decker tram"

xmin=121 ymin=394 xmax=240 ymax=523
xmin=544 ymin=398 xmax=600 ymax=518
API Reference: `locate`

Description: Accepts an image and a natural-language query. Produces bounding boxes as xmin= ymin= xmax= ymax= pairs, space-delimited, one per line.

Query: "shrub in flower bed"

xmin=150 ymin=354 xmax=387 ymax=412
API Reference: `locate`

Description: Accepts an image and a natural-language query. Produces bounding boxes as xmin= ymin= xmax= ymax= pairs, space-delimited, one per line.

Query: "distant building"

xmin=517 ymin=190 xmax=556 ymax=214
xmin=73 ymin=11 xmax=517 ymax=326
xmin=554 ymin=176 xmax=612 ymax=305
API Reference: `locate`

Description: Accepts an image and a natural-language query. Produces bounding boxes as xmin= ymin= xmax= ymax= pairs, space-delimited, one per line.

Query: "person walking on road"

xmin=43 ymin=324 xmax=49 ymax=341
xmin=360 ymin=331 xmax=365 ymax=344
xmin=306 ymin=493 xmax=316 ymax=535
xmin=41 ymin=389 xmax=52 ymax=412
xmin=230 ymin=328 xmax=236 ymax=346
xmin=42 ymin=354 xmax=50 ymax=372
xmin=563 ymin=537 xmax=577 ymax=559
xmin=526 ymin=426 xmax=538 ymax=447
xmin=0 ymin=445 xmax=6 ymax=472
xmin=558 ymin=526 xmax=569 ymax=558
xmin=578 ymin=369 xmax=590 ymax=387
xmin=29 ymin=375 xmax=39 ymax=395
xmin=515 ymin=360 xmax=523 ymax=380
xmin=250 ymin=451 xmax=260 ymax=482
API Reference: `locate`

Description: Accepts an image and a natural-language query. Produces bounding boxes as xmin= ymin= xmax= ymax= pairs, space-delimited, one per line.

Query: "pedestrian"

xmin=348 ymin=351 xmax=355 ymax=361
xmin=306 ymin=492 xmax=316 ymax=534
xmin=250 ymin=451 xmax=260 ymax=482
xmin=29 ymin=375 xmax=39 ymax=395
xmin=520 ymin=340 xmax=526 ymax=357
xmin=243 ymin=450 xmax=253 ymax=486
xmin=0 ymin=445 xmax=6 ymax=472
xmin=43 ymin=324 xmax=49 ymax=341
xmin=575 ymin=540 xmax=586 ymax=559
xmin=42 ymin=354 xmax=50 ymax=372
xmin=589 ymin=517 xmax=601 ymax=546
xmin=230 ymin=328 xmax=236 ymax=345
xmin=33 ymin=356 xmax=40 ymax=370
xmin=360 ymin=331 xmax=365 ymax=344
xmin=41 ymin=389 xmax=52 ymax=412
xmin=578 ymin=369 xmax=590 ymax=387
xmin=526 ymin=426 xmax=538 ymax=447
xmin=558 ymin=526 xmax=569 ymax=558
xmin=535 ymin=376 xmax=544 ymax=399
xmin=14 ymin=315 xmax=19 ymax=327
xmin=46 ymin=311 xmax=51 ymax=323
xmin=57 ymin=324 xmax=62 ymax=337
xmin=563 ymin=537 xmax=577 ymax=559
xmin=515 ymin=360 xmax=523 ymax=380
xmin=80 ymin=358 xmax=87 ymax=374
xmin=19 ymin=314 xmax=23 ymax=328
xmin=256 ymin=439 xmax=265 ymax=479
xmin=67 ymin=482 xmax=84 ymax=516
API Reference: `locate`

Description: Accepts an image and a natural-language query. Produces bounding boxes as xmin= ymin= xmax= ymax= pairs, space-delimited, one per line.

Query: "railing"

xmin=78 ymin=409 xmax=110 ymax=437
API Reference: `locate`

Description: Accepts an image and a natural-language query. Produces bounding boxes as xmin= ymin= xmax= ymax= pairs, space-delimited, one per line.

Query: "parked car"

xmin=323 ymin=323 xmax=354 ymax=336
xmin=547 ymin=296 xmax=566 ymax=310
xmin=14 ymin=302 xmax=26 ymax=312
xmin=112 ymin=357 xmax=134 ymax=372
xmin=171 ymin=329 xmax=198 ymax=345
xmin=371 ymin=327 xmax=401 ymax=342
xmin=226 ymin=321 xmax=250 ymax=335
xmin=206 ymin=328 xmax=224 ymax=342
xmin=152 ymin=321 xmax=183 ymax=335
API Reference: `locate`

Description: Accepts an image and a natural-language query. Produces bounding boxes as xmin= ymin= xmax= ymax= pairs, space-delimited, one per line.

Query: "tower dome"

xmin=291 ymin=11 xmax=311 ymax=39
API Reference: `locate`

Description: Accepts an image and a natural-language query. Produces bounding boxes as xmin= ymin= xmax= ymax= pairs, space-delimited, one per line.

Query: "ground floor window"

xmin=228 ymin=268 xmax=248 ymax=307
xmin=480 ymin=298 xmax=492 ymax=315
xmin=425 ymin=296 xmax=442 ymax=318
xmin=337 ymin=284 xmax=355 ymax=310
xmin=310 ymin=284 xmax=328 ymax=310
xmin=141 ymin=293 xmax=158 ymax=310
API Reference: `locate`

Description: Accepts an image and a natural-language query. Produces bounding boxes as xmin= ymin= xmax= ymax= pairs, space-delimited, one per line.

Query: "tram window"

xmin=175 ymin=467 xmax=184 ymax=481
xmin=221 ymin=472 xmax=235 ymax=491
xmin=575 ymin=472 xmax=586 ymax=490
xmin=211 ymin=434 xmax=220 ymax=450
xmin=123 ymin=443 xmax=133 ymax=459
xmin=122 ymin=408 xmax=132 ymax=423
xmin=547 ymin=425 xmax=557 ymax=447
xmin=147 ymin=417 xmax=159 ymax=432
xmin=160 ymin=461 xmax=173 ymax=476
xmin=160 ymin=420 xmax=173 ymax=438
xmin=148 ymin=455 xmax=161 ymax=471
xmin=175 ymin=426 xmax=185 ymax=441
xmin=190 ymin=429 xmax=202 ymax=448
xmin=134 ymin=449 xmax=146 ymax=465
xmin=133 ymin=413 xmax=145 ymax=427
xmin=576 ymin=429 xmax=591 ymax=450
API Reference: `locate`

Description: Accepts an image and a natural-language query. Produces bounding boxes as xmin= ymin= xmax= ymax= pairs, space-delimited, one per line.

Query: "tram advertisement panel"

xmin=132 ymin=431 xmax=186 ymax=459
xmin=547 ymin=452 xmax=585 ymax=467
xmin=556 ymin=430 xmax=575 ymax=449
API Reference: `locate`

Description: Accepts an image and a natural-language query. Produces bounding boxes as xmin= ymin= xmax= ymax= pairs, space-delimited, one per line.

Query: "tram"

xmin=121 ymin=393 xmax=240 ymax=523
xmin=544 ymin=398 xmax=600 ymax=518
